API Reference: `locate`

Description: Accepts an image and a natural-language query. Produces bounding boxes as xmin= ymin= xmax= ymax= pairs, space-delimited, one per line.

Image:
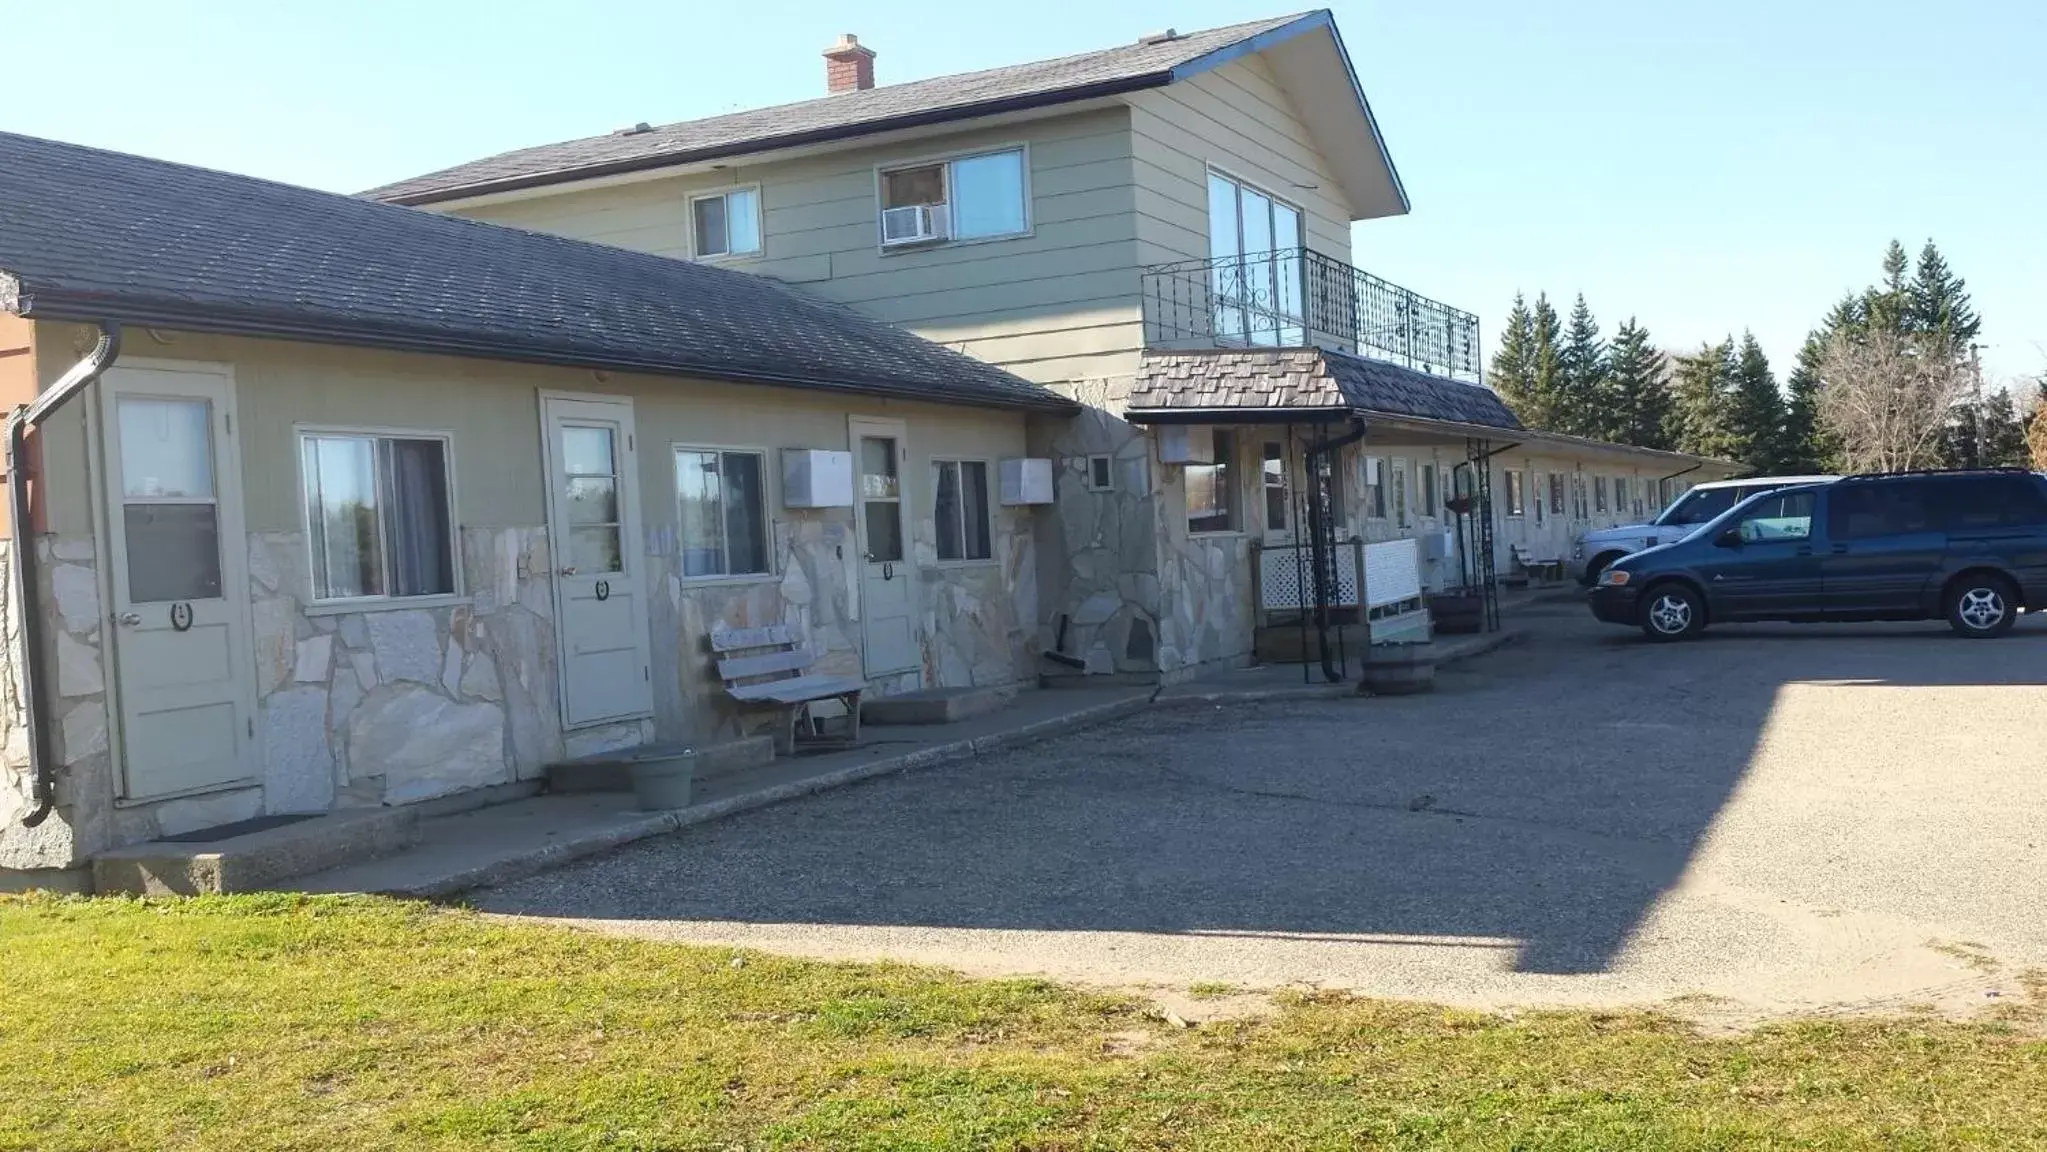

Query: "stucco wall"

xmin=5 ymin=323 xmax=1043 ymax=869
xmin=449 ymin=106 xmax=1145 ymax=388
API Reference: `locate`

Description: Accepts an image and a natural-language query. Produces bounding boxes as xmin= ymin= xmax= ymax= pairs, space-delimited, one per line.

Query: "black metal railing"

xmin=1139 ymin=247 xmax=1481 ymax=382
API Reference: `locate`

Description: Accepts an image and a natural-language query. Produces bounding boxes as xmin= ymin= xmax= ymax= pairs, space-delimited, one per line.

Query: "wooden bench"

xmin=710 ymin=626 xmax=864 ymax=754
xmin=1510 ymin=543 xmax=1566 ymax=583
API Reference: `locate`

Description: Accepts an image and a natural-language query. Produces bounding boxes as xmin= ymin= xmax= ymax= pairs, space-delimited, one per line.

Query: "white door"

xmin=850 ymin=417 xmax=919 ymax=678
xmin=540 ymin=393 xmax=653 ymax=728
xmin=98 ymin=363 xmax=256 ymax=801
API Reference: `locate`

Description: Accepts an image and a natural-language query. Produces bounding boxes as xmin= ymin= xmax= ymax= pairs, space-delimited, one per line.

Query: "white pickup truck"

xmin=1569 ymin=474 xmax=1840 ymax=585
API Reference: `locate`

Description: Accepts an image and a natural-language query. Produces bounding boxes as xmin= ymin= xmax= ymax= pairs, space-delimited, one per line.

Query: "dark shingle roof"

xmin=366 ymin=14 xmax=1309 ymax=204
xmin=0 ymin=131 xmax=1075 ymax=413
xmin=1131 ymin=348 xmax=1523 ymax=431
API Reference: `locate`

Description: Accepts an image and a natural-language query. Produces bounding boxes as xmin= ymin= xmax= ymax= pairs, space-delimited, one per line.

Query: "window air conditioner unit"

xmin=881 ymin=203 xmax=950 ymax=246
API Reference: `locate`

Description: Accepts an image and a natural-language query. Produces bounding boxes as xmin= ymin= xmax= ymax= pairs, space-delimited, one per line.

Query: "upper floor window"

xmin=1208 ymin=170 xmax=1304 ymax=346
xmin=691 ymin=187 xmax=761 ymax=259
xmin=880 ymin=148 xmax=1027 ymax=245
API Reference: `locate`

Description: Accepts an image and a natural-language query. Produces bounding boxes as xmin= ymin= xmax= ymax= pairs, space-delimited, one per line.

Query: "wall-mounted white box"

xmin=781 ymin=448 xmax=854 ymax=508
xmin=1419 ymin=529 xmax=1456 ymax=561
xmin=1156 ymin=425 xmax=1215 ymax=464
xmin=999 ymin=457 xmax=1054 ymax=505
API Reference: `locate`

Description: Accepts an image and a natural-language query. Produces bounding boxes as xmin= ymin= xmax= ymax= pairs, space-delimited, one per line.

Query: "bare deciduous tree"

xmin=1815 ymin=329 xmax=1970 ymax=473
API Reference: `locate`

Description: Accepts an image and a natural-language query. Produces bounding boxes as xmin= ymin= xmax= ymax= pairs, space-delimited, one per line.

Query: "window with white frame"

xmin=691 ymin=187 xmax=762 ymax=259
xmin=1571 ymin=474 xmax=1587 ymax=520
xmin=1084 ymin=454 xmax=1115 ymax=492
xmin=1595 ymin=475 xmax=1609 ymax=514
xmin=1504 ymin=470 xmax=1526 ymax=517
xmin=1261 ymin=441 xmax=1289 ymax=532
xmin=1548 ymin=472 xmax=1566 ymax=516
xmin=1186 ymin=430 xmax=1239 ymax=534
xmin=1207 ymin=170 xmax=1305 ymax=346
xmin=1392 ymin=459 xmax=1410 ymax=529
xmin=881 ymin=148 xmax=1027 ymax=243
xmin=1420 ymin=462 xmax=1438 ymax=518
xmin=933 ymin=459 xmax=993 ymax=561
xmin=1614 ymin=477 xmax=1630 ymax=516
xmin=675 ymin=447 xmax=770 ymax=578
xmin=1361 ymin=455 xmax=1386 ymax=519
xmin=300 ymin=430 xmax=455 ymax=602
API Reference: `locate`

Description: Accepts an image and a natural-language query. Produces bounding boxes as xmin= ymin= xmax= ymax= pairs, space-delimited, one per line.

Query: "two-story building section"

xmin=0 ymin=13 xmax=1734 ymax=888
xmin=372 ymin=10 xmax=1735 ymax=678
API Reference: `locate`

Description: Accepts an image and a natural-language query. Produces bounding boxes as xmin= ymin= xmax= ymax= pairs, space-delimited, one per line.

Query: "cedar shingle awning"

xmin=1127 ymin=348 xmax=1524 ymax=429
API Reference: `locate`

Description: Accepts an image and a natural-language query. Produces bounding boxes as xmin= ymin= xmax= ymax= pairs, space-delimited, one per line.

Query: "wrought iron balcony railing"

xmin=1140 ymin=247 xmax=1481 ymax=382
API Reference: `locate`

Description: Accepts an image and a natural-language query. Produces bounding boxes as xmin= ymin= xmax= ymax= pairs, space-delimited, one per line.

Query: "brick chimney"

xmin=823 ymin=34 xmax=876 ymax=94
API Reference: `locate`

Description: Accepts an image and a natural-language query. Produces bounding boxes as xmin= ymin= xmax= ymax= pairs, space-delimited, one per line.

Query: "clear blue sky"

xmin=5 ymin=0 xmax=2042 ymax=390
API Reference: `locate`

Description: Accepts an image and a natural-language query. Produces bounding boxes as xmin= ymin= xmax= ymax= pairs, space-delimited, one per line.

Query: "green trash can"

xmin=626 ymin=747 xmax=698 ymax=811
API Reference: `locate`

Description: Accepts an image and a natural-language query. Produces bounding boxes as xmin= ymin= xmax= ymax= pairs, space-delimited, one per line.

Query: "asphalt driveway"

xmin=481 ymin=601 xmax=2047 ymax=1017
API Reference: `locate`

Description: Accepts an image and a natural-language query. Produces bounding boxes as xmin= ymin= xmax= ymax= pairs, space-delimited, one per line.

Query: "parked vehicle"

xmin=1589 ymin=469 xmax=2047 ymax=641
xmin=1570 ymin=474 xmax=1841 ymax=584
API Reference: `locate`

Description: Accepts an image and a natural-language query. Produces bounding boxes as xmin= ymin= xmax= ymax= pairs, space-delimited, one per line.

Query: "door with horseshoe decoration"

xmin=540 ymin=392 xmax=653 ymax=729
xmin=97 ymin=361 xmax=257 ymax=801
xmin=849 ymin=416 xmax=919 ymax=679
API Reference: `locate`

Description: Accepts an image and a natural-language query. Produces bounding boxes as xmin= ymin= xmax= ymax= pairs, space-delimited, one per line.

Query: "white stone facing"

xmin=561 ymin=719 xmax=647 ymax=760
xmin=293 ymin=634 xmax=333 ymax=683
xmin=50 ymin=537 xmax=95 ymax=562
xmin=349 ymin=650 xmax=378 ymax=691
xmin=261 ymin=686 xmax=335 ymax=813
xmin=54 ymin=630 xmax=103 ymax=698
xmin=348 ymin=684 xmax=508 ymax=804
xmin=439 ymin=636 xmax=463 ymax=696
xmin=250 ymin=596 xmax=296 ymax=694
xmin=458 ymin=652 xmax=503 ymax=702
xmin=50 ymin=564 xmax=99 ymax=636
xmin=366 ymin=609 xmax=442 ymax=685
xmin=59 ymin=701 xmax=107 ymax=765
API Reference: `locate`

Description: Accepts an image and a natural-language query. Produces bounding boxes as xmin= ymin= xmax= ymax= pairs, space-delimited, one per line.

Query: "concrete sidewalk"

xmin=301 ymin=684 xmax=1151 ymax=898
xmin=301 ymin=627 xmax=1528 ymax=900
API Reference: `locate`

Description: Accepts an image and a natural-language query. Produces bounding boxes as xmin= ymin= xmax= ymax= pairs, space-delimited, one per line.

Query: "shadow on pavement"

xmin=485 ymin=607 xmax=2047 ymax=976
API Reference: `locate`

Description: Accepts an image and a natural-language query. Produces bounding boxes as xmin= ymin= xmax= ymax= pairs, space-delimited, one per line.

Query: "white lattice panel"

xmin=1258 ymin=543 xmax=1362 ymax=610
xmin=1364 ymin=539 xmax=1422 ymax=609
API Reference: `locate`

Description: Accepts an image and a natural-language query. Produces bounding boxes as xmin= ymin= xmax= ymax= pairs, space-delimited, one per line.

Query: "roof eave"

xmin=375 ymin=72 xmax=1175 ymax=206
xmin=1167 ymin=10 xmax=1409 ymax=217
xmin=16 ymin=288 xmax=1080 ymax=415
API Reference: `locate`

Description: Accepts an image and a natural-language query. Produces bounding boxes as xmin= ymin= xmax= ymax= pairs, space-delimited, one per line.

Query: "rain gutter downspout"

xmin=9 ymin=322 xmax=122 ymax=827
xmin=1303 ymin=416 xmax=1368 ymax=683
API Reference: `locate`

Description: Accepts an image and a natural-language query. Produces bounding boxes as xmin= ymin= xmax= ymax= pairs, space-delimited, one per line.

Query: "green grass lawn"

xmin=3 ymin=894 xmax=2044 ymax=1150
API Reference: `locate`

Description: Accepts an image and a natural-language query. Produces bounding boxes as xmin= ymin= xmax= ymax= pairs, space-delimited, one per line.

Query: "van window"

xmin=1734 ymin=491 xmax=1816 ymax=543
xmin=1657 ymin=485 xmax=1742 ymax=526
xmin=1832 ymin=481 xmax=1936 ymax=540
xmin=1936 ymin=476 xmax=2047 ymax=530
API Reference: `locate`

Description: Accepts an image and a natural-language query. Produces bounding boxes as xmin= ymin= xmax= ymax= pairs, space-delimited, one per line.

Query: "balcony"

xmin=1140 ymin=247 xmax=1482 ymax=383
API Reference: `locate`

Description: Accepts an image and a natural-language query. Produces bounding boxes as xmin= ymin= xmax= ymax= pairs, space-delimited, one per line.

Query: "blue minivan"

xmin=1589 ymin=469 xmax=2047 ymax=641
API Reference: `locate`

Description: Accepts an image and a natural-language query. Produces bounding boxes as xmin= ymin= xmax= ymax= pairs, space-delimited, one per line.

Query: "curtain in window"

xmin=962 ymin=461 xmax=991 ymax=561
xmin=385 ymin=439 xmax=453 ymax=597
xmin=722 ymin=452 xmax=766 ymax=573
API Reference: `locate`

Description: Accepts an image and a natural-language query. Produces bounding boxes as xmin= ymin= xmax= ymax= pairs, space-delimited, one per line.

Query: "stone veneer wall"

xmin=0 ymin=534 xmax=115 ymax=872
xmin=647 ymin=501 xmax=1037 ymax=748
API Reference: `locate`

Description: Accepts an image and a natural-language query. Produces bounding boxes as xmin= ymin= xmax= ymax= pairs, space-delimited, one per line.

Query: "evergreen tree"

xmin=1978 ymin=387 xmax=2027 ymax=467
xmin=1780 ymin=332 xmax=1832 ymax=472
xmin=1907 ymin=240 xmax=1981 ymax=345
xmin=1488 ymin=294 xmax=1541 ymax=426
xmin=1556 ymin=294 xmax=1607 ymax=438
xmin=1606 ymin=319 xmax=1673 ymax=451
xmin=1527 ymin=293 xmax=1569 ymax=431
xmin=1863 ymin=239 xmax=1912 ymax=334
xmin=1724 ymin=332 xmax=1787 ymax=472
xmin=1668 ymin=339 xmax=1736 ymax=461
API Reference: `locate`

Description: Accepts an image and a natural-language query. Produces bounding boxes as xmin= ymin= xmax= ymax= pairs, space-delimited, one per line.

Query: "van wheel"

xmin=1640 ymin=583 xmax=1705 ymax=642
xmin=1946 ymin=574 xmax=2018 ymax=638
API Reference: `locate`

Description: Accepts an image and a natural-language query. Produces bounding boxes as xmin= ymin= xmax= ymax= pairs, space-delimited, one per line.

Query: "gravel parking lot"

xmin=482 ymin=601 xmax=2047 ymax=1018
